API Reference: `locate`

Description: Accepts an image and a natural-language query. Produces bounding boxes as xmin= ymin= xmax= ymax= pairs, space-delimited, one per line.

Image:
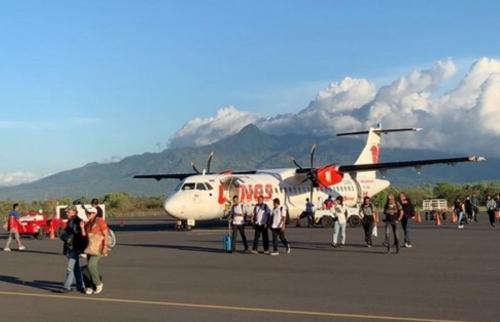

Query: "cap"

xmin=86 ymin=206 xmax=97 ymax=214
xmin=77 ymin=211 xmax=88 ymax=222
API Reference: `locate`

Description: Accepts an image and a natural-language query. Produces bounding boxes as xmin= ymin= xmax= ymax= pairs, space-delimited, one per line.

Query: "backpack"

xmin=406 ymin=200 xmax=415 ymax=218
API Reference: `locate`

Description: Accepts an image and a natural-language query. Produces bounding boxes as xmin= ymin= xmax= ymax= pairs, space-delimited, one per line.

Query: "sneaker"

xmin=270 ymin=252 xmax=279 ymax=256
xmin=405 ymin=243 xmax=412 ymax=248
xmin=286 ymin=245 xmax=291 ymax=254
xmin=19 ymin=246 xmax=25 ymax=251
xmin=382 ymin=241 xmax=389 ymax=247
xmin=3 ymin=248 xmax=11 ymax=252
xmin=58 ymin=288 xmax=72 ymax=293
xmin=85 ymin=288 xmax=94 ymax=295
xmin=94 ymin=284 xmax=103 ymax=294
xmin=366 ymin=244 xmax=372 ymax=248
xmin=458 ymin=225 xmax=464 ymax=229
xmin=250 ymin=250 xmax=258 ymax=254
xmin=264 ymin=251 xmax=270 ymax=255
xmin=331 ymin=243 xmax=336 ymax=248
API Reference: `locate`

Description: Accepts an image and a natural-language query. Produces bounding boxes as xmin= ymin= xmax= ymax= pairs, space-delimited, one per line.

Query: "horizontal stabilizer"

xmin=336 ymin=128 xmax=422 ymax=137
xmin=338 ymin=156 xmax=485 ymax=173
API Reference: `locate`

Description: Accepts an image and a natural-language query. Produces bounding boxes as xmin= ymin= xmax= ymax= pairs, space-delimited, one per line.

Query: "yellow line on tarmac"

xmin=0 ymin=291 xmax=483 ymax=322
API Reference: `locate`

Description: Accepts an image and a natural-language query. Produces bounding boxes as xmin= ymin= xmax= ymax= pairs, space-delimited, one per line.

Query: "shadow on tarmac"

xmin=0 ymin=276 xmax=62 ymax=292
xmin=120 ymin=243 xmax=225 ymax=254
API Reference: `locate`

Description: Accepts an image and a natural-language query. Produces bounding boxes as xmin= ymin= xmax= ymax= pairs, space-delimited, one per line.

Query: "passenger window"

xmin=196 ymin=183 xmax=207 ymax=190
xmin=182 ymin=183 xmax=196 ymax=191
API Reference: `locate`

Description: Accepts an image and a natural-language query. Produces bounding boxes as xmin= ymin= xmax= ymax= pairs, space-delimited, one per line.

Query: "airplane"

xmin=134 ymin=124 xmax=485 ymax=229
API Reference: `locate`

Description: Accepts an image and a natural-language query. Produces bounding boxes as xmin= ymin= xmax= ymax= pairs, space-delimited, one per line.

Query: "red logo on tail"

xmin=370 ymin=145 xmax=379 ymax=164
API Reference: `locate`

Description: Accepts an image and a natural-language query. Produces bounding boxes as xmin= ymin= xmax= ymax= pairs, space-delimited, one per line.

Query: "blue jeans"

xmin=457 ymin=210 xmax=465 ymax=226
xmin=401 ymin=217 xmax=411 ymax=244
xmin=63 ymin=251 xmax=84 ymax=290
xmin=333 ymin=221 xmax=346 ymax=245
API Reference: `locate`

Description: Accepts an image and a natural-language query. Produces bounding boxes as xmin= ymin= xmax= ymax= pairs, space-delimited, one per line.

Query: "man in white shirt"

xmin=229 ymin=195 xmax=249 ymax=252
xmin=305 ymin=198 xmax=315 ymax=227
xmin=270 ymin=198 xmax=290 ymax=256
xmin=251 ymin=196 xmax=271 ymax=254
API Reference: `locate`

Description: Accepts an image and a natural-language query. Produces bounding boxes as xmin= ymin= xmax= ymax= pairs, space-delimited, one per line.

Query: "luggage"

xmin=223 ymin=223 xmax=232 ymax=253
xmin=81 ymin=265 xmax=103 ymax=288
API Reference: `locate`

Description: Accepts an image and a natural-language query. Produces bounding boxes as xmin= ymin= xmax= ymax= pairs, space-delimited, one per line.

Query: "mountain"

xmin=0 ymin=124 xmax=496 ymax=201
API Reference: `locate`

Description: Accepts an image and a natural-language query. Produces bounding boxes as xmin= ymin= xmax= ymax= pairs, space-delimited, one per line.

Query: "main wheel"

xmin=321 ymin=216 xmax=334 ymax=228
xmin=36 ymin=227 xmax=46 ymax=240
xmin=348 ymin=216 xmax=362 ymax=228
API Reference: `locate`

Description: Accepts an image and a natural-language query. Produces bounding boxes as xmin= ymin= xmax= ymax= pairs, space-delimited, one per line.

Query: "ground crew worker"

xmin=304 ymin=198 xmax=315 ymax=227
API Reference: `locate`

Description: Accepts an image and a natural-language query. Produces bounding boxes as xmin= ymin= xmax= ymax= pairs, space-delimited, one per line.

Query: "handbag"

xmin=372 ymin=225 xmax=378 ymax=237
xmin=84 ymin=232 xmax=104 ymax=256
xmin=2 ymin=221 xmax=8 ymax=231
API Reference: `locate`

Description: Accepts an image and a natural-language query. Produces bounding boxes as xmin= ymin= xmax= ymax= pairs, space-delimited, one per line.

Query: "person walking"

xmin=332 ymin=196 xmax=347 ymax=248
xmin=83 ymin=206 xmax=109 ymax=295
xmin=454 ymin=197 xmax=466 ymax=229
xmin=270 ymin=198 xmax=290 ymax=256
xmin=59 ymin=205 xmax=88 ymax=293
xmin=383 ymin=195 xmax=402 ymax=254
xmin=251 ymin=196 xmax=271 ymax=254
xmin=229 ymin=195 xmax=249 ymax=253
xmin=360 ymin=196 xmax=376 ymax=247
xmin=485 ymin=195 xmax=496 ymax=228
xmin=471 ymin=193 xmax=479 ymax=222
xmin=304 ymin=198 xmax=315 ymax=227
xmin=399 ymin=193 xmax=415 ymax=248
xmin=3 ymin=203 xmax=26 ymax=252
xmin=464 ymin=195 xmax=474 ymax=223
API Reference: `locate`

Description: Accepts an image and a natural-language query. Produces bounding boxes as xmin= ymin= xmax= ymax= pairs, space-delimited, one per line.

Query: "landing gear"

xmin=174 ymin=220 xmax=193 ymax=231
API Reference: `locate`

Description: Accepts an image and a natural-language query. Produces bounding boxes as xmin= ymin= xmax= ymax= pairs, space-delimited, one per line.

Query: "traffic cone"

xmin=435 ymin=212 xmax=442 ymax=226
xmin=417 ymin=212 xmax=422 ymax=223
xmin=451 ymin=212 xmax=457 ymax=223
xmin=119 ymin=215 xmax=125 ymax=228
xmin=49 ymin=219 xmax=55 ymax=240
xmin=295 ymin=215 xmax=301 ymax=227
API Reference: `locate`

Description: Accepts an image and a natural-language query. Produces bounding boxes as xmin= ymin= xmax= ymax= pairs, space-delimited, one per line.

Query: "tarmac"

xmin=0 ymin=216 xmax=499 ymax=322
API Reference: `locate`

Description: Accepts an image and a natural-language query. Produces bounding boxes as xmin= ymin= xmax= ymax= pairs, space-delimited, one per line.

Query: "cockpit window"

xmin=205 ymin=182 xmax=214 ymax=190
xmin=196 ymin=183 xmax=207 ymax=190
xmin=174 ymin=181 xmax=184 ymax=192
xmin=181 ymin=183 xmax=196 ymax=191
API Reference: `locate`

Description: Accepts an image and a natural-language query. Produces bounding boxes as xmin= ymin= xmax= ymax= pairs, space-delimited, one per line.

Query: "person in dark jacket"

xmin=59 ymin=205 xmax=88 ymax=293
xmin=383 ymin=194 xmax=402 ymax=254
xmin=360 ymin=196 xmax=376 ymax=247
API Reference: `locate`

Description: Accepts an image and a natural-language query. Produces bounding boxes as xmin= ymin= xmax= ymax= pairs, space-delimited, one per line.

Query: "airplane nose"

xmin=163 ymin=198 xmax=184 ymax=219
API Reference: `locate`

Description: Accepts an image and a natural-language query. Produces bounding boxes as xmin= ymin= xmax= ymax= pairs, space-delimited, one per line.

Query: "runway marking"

xmin=0 ymin=291 xmax=485 ymax=322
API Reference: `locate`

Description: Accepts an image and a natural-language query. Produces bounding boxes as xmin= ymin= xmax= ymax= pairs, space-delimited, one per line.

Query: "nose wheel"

xmin=174 ymin=220 xmax=193 ymax=231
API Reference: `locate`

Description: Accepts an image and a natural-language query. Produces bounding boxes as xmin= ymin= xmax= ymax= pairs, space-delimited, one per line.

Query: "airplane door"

xmin=219 ymin=176 xmax=244 ymax=218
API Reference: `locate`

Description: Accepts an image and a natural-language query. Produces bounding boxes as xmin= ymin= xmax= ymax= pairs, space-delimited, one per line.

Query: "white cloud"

xmin=101 ymin=155 xmax=123 ymax=164
xmin=0 ymin=172 xmax=39 ymax=186
xmin=169 ymin=106 xmax=261 ymax=148
xmin=169 ymin=57 xmax=500 ymax=157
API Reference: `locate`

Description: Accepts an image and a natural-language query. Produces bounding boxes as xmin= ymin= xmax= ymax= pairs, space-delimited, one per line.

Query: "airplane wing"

xmin=337 ymin=156 xmax=485 ymax=174
xmin=133 ymin=170 xmax=258 ymax=181
xmin=133 ymin=173 xmax=193 ymax=181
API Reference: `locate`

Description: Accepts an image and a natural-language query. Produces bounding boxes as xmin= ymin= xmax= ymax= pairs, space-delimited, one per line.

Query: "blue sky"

xmin=0 ymin=1 xmax=499 ymax=184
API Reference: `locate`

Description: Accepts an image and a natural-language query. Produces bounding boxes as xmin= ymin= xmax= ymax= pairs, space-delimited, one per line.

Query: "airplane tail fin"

xmin=337 ymin=124 xmax=422 ymax=177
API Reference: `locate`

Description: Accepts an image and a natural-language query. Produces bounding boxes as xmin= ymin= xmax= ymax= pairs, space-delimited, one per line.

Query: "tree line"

xmin=2 ymin=182 xmax=500 ymax=219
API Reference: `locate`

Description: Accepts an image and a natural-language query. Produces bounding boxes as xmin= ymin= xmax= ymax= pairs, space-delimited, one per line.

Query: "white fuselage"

xmin=163 ymin=168 xmax=390 ymax=222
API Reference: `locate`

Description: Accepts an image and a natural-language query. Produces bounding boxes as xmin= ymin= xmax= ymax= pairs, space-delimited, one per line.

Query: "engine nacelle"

xmin=315 ymin=166 xmax=344 ymax=187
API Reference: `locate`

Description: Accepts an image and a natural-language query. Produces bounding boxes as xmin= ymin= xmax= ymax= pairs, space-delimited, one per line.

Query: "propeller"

xmin=191 ymin=151 xmax=215 ymax=175
xmin=291 ymin=144 xmax=318 ymax=202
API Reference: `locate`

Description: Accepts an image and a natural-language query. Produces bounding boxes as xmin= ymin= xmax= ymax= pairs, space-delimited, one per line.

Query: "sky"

xmin=0 ymin=1 xmax=499 ymax=185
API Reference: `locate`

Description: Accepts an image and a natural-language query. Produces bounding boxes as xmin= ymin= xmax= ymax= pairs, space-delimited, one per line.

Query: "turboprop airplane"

xmin=134 ymin=125 xmax=485 ymax=228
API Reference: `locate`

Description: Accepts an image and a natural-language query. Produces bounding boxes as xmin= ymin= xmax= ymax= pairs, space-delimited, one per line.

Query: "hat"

xmin=65 ymin=205 xmax=77 ymax=212
xmin=86 ymin=206 xmax=98 ymax=214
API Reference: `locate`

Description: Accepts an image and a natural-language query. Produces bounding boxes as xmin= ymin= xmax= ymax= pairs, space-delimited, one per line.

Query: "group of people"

xmin=3 ymin=199 xmax=110 ymax=295
xmin=455 ymin=193 xmax=500 ymax=228
xmin=229 ymin=195 xmax=290 ymax=256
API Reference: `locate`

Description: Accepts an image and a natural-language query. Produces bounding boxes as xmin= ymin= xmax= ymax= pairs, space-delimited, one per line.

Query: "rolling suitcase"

xmin=223 ymin=223 xmax=232 ymax=253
